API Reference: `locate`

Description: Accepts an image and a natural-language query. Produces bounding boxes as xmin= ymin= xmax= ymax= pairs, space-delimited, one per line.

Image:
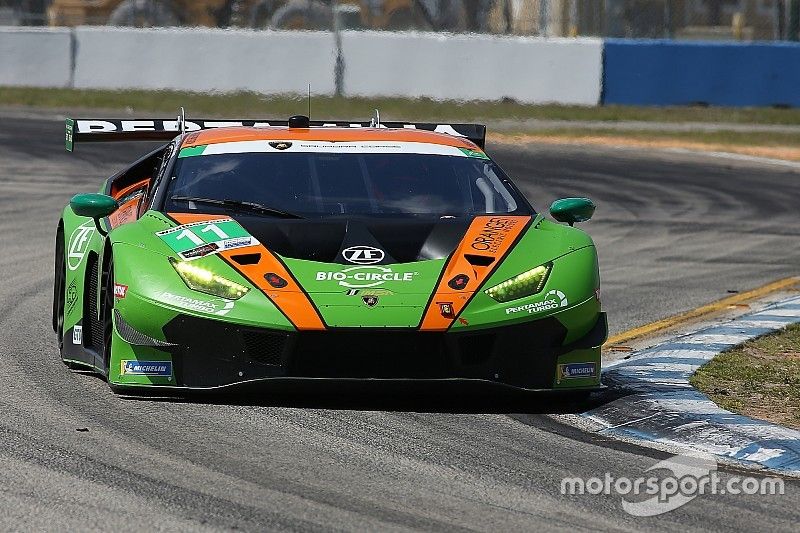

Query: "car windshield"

xmin=164 ymin=147 xmax=529 ymax=218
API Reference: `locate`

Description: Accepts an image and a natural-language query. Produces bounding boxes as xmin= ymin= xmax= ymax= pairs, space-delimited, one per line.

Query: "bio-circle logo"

xmin=342 ymin=245 xmax=385 ymax=265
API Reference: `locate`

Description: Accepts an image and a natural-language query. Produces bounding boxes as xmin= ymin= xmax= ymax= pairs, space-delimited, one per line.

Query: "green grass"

xmin=4 ymin=87 xmax=800 ymax=125
xmin=691 ymin=323 xmax=800 ymax=429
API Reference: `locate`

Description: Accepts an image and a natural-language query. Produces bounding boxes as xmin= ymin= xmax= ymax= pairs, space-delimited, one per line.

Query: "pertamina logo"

xmin=316 ymin=266 xmax=417 ymax=289
xmin=67 ymin=221 xmax=95 ymax=271
xmin=342 ymin=245 xmax=385 ymax=265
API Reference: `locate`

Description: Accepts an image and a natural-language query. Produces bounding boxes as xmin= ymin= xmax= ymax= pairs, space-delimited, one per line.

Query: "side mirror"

xmin=549 ymin=197 xmax=595 ymax=226
xmin=70 ymin=193 xmax=119 ymax=220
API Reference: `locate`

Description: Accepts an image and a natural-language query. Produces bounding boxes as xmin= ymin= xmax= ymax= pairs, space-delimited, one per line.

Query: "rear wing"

xmin=65 ymin=118 xmax=486 ymax=151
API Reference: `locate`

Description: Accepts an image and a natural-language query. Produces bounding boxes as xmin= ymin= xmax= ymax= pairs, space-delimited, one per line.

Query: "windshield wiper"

xmin=170 ymin=196 xmax=303 ymax=219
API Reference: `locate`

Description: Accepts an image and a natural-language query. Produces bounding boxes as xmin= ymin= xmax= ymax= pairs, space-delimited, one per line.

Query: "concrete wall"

xmin=603 ymin=39 xmax=800 ymax=107
xmin=340 ymin=32 xmax=603 ymax=105
xmin=72 ymin=27 xmax=339 ymax=95
xmin=5 ymin=26 xmax=800 ymax=108
xmin=0 ymin=27 xmax=72 ymax=87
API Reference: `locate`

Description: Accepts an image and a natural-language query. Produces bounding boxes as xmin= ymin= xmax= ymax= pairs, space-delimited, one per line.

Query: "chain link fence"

xmin=1 ymin=0 xmax=799 ymax=40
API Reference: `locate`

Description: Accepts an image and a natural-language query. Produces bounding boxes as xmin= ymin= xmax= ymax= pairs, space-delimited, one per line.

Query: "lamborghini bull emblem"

xmin=362 ymin=295 xmax=379 ymax=307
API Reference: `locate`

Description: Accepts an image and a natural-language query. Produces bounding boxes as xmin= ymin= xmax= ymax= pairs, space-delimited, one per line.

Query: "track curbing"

xmin=584 ymin=294 xmax=800 ymax=475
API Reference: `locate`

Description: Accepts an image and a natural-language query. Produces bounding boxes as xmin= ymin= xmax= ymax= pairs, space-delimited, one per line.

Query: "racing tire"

xmin=52 ymin=227 xmax=65 ymax=345
xmin=107 ymin=0 xmax=181 ymax=28
xmin=269 ymin=0 xmax=334 ymax=31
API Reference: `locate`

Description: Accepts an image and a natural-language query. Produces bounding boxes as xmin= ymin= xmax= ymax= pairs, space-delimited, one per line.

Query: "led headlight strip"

xmin=484 ymin=262 xmax=552 ymax=303
xmin=169 ymin=258 xmax=250 ymax=300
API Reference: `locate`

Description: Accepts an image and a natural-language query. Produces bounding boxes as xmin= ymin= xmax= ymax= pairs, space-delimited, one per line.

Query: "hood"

xmin=154 ymin=212 xmax=535 ymax=330
xmin=230 ymin=215 xmax=472 ymax=265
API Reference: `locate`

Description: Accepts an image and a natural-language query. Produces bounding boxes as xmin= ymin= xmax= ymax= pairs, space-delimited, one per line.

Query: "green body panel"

xmin=283 ymin=257 xmax=446 ymax=327
xmin=59 ymin=199 xmax=604 ymax=390
xmin=61 ymin=207 xmax=104 ymax=333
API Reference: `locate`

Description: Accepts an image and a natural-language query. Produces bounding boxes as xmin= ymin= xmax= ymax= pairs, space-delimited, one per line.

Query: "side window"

xmin=107 ymin=145 xmax=169 ymax=227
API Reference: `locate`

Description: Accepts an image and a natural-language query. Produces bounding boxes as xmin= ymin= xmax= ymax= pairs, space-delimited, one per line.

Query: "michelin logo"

xmin=121 ymin=360 xmax=172 ymax=377
xmin=558 ymin=362 xmax=597 ymax=379
xmin=505 ymin=290 xmax=568 ymax=315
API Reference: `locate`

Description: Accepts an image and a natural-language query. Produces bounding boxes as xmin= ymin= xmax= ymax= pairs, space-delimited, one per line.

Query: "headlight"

xmin=170 ymin=258 xmax=250 ymax=300
xmin=484 ymin=263 xmax=552 ymax=303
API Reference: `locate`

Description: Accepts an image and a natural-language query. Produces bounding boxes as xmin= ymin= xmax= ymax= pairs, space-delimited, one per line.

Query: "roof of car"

xmin=180 ymin=126 xmax=481 ymax=151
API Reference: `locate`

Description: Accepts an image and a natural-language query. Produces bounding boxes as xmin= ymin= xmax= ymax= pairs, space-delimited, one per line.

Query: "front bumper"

xmin=111 ymin=311 xmax=607 ymax=391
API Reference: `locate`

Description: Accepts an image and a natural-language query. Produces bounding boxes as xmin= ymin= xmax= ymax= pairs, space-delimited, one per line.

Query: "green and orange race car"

xmin=54 ymin=114 xmax=606 ymax=394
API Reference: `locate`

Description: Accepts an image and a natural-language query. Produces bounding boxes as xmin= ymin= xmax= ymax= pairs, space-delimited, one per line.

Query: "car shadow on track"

xmin=116 ymin=380 xmax=629 ymax=415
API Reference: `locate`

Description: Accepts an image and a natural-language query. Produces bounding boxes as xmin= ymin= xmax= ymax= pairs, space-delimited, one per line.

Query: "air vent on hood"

xmin=464 ymin=254 xmax=495 ymax=267
xmin=231 ymin=253 xmax=261 ymax=265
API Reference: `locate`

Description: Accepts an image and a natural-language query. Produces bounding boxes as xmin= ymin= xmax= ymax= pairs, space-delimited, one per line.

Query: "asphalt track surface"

xmin=1 ymin=115 xmax=799 ymax=531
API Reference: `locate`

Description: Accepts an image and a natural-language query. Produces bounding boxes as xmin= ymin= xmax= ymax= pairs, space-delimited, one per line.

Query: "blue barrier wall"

xmin=603 ymin=39 xmax=800 ymax=107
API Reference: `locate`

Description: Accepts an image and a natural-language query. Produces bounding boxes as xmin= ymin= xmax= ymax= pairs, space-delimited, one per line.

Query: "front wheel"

xmin=52 ymin=228 xmax=65 ymax=346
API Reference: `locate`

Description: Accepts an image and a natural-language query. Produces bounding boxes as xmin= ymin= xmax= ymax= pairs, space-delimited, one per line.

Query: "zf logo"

xmin=68 ymin=222 xmax=95 ymax=271
xmin=342 ymin=246 xmax=385 ymax=265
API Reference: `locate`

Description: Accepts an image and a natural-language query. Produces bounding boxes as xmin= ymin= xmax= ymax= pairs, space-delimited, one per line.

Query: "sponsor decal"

xmin=342 ymin=245 xmax=385 ymax=265
xmin=505 ymin=289 xmax=568 ymax=315
xmin=362 ymin=295 xmax=379 ymax=307
xmin=72 ymin=325 xmax=82 ymax=345
xmin=121 ymin=360 xmax=172 ymax=377
xmin=223 ymin=237 xmax=254 ymax=250
xmin=345 ymin=288 xmax=394 ymax=296
xmin=114 ymin=283 xmax=128 ymax=299
xmin=448 ymin=274 xmax=470 ymax=290
xmin=470 ymin=217 xmax=521 ymax=254
xmin=558 ymin=362 xmax=597 ymax=380
xmin=66 ymin=279 xmax=78 ymax=316
xmin=182 ymin=242 xmax=220 ymax=259
xmin=315 ymin=266 xmax=418 ymax=289
xmin=67 ymin=221 xmax=95 ymax=271
xmin=160 ymin=291 xmax=234 ymax=316
xmin=458 ymin=147 xmax=489 ymax=159
xmin=269 ymin=141 xmax=292 ymax=150
xmin=157 ymin=219 xmax=257 ymax=261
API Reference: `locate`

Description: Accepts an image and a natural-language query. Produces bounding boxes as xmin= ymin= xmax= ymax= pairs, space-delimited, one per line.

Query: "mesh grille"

xmin=84 ymin=258 xmax=104 ymax=350
xmin=242 ymin=330 xmax=287 ymax=366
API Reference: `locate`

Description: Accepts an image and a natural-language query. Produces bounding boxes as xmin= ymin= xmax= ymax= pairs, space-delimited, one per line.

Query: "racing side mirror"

xmin=70 ymin=193 xmax=119 ymax=222
xmin=549 ymin=197 xmax=595 ymax=226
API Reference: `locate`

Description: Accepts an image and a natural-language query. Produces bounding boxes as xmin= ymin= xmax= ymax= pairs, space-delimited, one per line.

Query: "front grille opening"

xmin=291 ymin=332 xmax=449 ymax=379
xmin=242 ymin=330 xmax=287 ymax=366
xmin=458 ymin=333 xmax=495 ymax=366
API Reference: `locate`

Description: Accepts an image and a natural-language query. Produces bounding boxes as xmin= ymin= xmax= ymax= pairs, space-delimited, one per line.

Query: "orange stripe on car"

xmin=181 ymin=127 xmax=480 ymax=150
xmin=419 ymin=216 xmax=531 ymax=331
xmin=168 ymin=213 xmax=325 ymax=331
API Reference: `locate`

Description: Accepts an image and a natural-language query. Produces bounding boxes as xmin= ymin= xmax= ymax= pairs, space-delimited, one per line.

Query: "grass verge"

xmin=691 ymin=324 xmax=800 ymax=430
xmin=4 ymin=87 xmax=800 ymax=125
